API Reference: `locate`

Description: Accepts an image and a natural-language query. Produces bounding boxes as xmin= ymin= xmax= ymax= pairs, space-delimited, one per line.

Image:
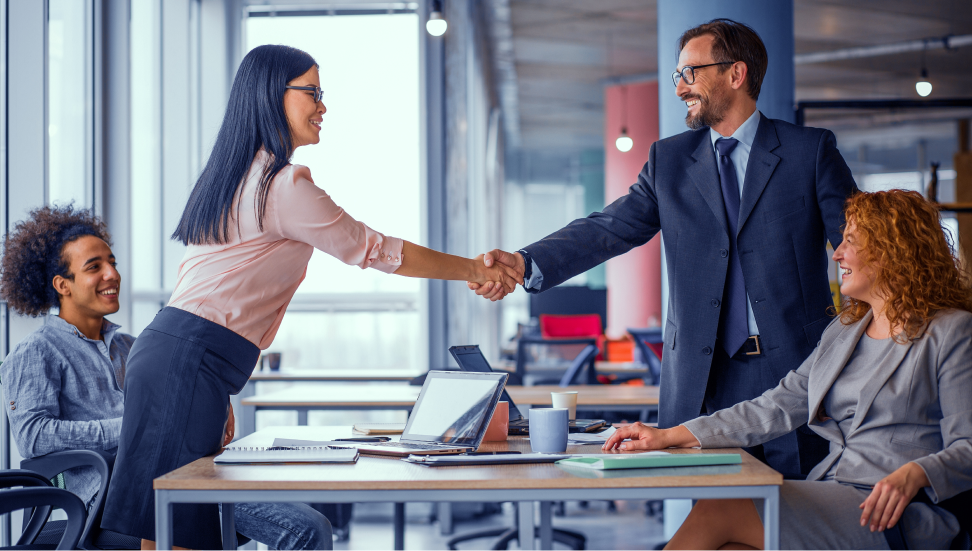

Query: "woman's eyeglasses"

xmin=285 ymin=85 xmax=324 ymax=103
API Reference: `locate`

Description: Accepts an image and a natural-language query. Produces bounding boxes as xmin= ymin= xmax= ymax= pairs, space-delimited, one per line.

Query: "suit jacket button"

xmin=720 ymin=249 xmax=728 ymax=258
xmin=702 ymin=346 xmax=712 ymax=355
xmin=711 ymin=299 xmax=720 ymax=307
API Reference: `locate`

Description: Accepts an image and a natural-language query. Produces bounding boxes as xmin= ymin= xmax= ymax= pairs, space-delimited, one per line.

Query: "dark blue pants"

xmin=705 ymin=343 xmax=829 ymax=479
xmin=101 ymin=307 xmax=259 ymax=549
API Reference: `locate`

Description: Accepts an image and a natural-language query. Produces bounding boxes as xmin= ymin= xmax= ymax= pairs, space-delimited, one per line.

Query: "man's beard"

xmin=684 ymin=88 xmax=731 ymax=130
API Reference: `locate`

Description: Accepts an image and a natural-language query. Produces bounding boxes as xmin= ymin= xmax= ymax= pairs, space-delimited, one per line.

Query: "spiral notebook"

xmin=215 ymin=445 xmax=359 ymax=464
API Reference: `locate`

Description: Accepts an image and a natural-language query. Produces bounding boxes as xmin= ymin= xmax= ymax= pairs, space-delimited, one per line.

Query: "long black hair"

xmin=172 ymin=45 xmax=318 ymax=245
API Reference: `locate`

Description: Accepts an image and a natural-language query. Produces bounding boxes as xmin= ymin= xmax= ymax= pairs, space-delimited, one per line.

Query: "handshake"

xmin=467 ymin=249 xmax=525 ymax=302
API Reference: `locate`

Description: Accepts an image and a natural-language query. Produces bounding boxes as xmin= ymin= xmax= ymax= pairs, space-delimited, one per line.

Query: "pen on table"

xmin=464 ymin=451 xmax=522 ymax=455
xmin=334 ymin=437 xmax=391 ymax=442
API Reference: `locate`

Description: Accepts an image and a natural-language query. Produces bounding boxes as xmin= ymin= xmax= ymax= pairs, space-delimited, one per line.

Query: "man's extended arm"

xmin=472 ymin=143 xmax=663 ymax=298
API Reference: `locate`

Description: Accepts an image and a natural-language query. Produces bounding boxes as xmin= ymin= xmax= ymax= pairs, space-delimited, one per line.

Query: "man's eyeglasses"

xmin=285 ymin=85 xmax=324 ymax=103
xmin=671 ymin=62 xmax=736 ymax=87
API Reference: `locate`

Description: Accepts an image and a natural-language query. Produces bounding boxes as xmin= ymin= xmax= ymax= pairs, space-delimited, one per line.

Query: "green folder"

xmin=556 ymin=452 xmax=741 ymax=470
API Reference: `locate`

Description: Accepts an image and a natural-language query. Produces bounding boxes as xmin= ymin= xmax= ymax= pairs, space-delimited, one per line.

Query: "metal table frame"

xmin=155 ymin=484 xmax=779 ymax=550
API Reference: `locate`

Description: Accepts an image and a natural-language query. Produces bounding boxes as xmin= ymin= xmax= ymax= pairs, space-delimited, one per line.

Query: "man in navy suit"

xmin=472 ymin=19 xmax=858 ymax=478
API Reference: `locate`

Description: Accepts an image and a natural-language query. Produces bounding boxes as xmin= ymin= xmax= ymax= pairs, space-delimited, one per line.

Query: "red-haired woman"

xmin=604 ymin=190 xmax=972 ymax=550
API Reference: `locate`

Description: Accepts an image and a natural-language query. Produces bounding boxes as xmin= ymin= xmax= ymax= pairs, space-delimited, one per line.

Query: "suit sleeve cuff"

xmin=518 ymin=249 xmax=543 ymax=290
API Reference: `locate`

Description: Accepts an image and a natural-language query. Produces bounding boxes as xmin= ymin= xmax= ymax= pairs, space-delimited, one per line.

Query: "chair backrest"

xmin=530 ymin=286 xmax=607 ymax=332
xmin=539 ymin=314 xmax=603 ymax=338
xmin=0 ymin=487 xmax=87 ymax=550
xmin=557 ymin=345 xmax=600 ymax=386
xmin=628 ymin=328 xmax=663 ymax=385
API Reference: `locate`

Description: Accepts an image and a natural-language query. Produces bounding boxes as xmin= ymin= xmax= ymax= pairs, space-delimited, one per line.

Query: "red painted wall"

xmin=604 ymin=81 xmax=662 ymax=337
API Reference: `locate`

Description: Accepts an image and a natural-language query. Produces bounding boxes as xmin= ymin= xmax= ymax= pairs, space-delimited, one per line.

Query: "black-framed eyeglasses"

xmin=671 ymin=62 xmax=736 ymax=87
xmin=285 ymin=85 xmax=324 ymax=103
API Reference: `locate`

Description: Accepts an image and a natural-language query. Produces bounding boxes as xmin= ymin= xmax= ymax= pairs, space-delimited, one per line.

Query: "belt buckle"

xmin=745 ymin=335 xmax=761 ymax=356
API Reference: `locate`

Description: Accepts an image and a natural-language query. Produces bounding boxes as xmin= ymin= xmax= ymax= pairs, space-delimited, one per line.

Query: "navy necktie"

xmin=715 ymin=137 xmax=749 ymax=357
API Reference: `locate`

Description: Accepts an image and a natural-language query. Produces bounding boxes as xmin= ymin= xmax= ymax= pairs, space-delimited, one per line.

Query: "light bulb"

xmin=916 ymin=68 xmax=932 ymax=97
xmin=615 ymin=129 xmax=633 ymax=152
xmin=426 ymin=12 xmax=447 ymax=36
xmin=916 ymin=80 xmax=932 ymax=97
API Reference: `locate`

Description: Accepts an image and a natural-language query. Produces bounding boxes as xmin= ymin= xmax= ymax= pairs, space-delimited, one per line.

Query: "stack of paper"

xmin=556 ymin=452 xmax=740 ymax=470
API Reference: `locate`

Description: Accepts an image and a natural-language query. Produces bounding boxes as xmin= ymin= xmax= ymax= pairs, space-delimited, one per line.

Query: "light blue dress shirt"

xmin=524 ymin=110 xmax=761 ymax=336
xmin=709 ymin=109 xmax=761 ymax=336
xmin=1 ymin=315 xmax=134 ymax=506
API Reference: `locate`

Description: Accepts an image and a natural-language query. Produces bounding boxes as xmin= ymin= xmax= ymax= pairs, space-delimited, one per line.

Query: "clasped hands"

xmin=601 ymin=422 xmax=930 ymax=534
xmin=467 ymin=249 xmax=525 ymax=301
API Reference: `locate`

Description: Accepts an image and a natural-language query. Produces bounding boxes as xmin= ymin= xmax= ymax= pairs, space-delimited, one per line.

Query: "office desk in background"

xmin=240 ymin=384 xmax=660 ymax=435
xmin=154 ymin=426 xmax=782 ymax=550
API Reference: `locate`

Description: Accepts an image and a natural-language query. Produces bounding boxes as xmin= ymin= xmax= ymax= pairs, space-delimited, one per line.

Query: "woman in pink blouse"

xmin=102 ymin=44 xmax=518 ymax=549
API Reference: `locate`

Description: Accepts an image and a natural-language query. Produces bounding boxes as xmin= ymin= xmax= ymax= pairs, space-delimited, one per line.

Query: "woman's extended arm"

xmin=396 ymin=242 xmax=522 ymax=295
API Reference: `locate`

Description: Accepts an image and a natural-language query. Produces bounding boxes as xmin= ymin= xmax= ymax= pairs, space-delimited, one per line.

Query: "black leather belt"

xmin=738 ymin=335 xmax=762 ymax=357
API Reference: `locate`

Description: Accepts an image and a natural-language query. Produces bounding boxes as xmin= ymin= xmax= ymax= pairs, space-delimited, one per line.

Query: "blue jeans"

xmin=222 ymin=502 xmax=333 ymax=550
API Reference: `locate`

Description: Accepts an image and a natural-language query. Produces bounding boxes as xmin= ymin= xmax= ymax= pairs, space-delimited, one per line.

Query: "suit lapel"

xmin=807 ymin=312 xmax=870 ymax=424
xmin=737 ymin=117 xmax=781 ymax=234
xmin=849 ymin=332 xmax=914 ymax=433
xmin=686 ymin=133 xmax=729 ymax=236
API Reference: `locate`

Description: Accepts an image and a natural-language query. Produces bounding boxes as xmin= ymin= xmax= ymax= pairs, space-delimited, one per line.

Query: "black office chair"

xmin=17 ymin=449 xmax=141 ymax=550
xmin=446 ymin=501 xmax=585 ymax=550
xmin=627 ymin=327 xmax=663 ymax=385
xmin=0 ymin=470 xmax=87 ymax=550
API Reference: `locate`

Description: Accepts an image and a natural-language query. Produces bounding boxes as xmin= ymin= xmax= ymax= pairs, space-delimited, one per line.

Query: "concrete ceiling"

xmin=506 ymin=0 xmax=972 ymax=152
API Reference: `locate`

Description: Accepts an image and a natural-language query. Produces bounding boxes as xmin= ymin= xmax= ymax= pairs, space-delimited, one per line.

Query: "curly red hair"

xmin=839 ymin=190 xmax=972 ymax=341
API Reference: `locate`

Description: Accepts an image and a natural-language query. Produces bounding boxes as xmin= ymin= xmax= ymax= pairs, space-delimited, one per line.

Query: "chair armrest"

xmin=0 ymin=487 xmax=87 ymax=550
xmin=518 ymin=337 xmax=598 ymax=346
xmin=20 ymin=449 xmax=115 ymax=549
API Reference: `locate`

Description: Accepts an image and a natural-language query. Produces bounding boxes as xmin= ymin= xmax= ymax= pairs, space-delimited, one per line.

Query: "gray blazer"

xmin=684 ymin=308 xmax=972 ymax=503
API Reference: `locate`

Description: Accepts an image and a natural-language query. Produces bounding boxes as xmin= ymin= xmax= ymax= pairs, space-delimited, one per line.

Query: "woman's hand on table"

xmin=223 ymin=403 xmax=236 ymax=447
xmin=859 ymin=462 xmax=929 ymax=533
xmin=601 ymin=423 xmax=700 ymax=451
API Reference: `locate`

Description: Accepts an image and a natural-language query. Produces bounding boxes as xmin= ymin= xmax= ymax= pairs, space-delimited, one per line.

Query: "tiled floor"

xmin=333 ymin=501 xmax=667 ymax=550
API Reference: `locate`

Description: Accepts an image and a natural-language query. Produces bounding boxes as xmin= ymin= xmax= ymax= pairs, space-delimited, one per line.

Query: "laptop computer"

xmin=354 ymin=370 xmax=508 ymax=457
xmin=449 ymin=345 xmax=606 ymax=434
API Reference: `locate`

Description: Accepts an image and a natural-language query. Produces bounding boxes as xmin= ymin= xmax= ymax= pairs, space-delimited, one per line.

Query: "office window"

xmin=47 ymin=0 xmax=93 ymax=208
xmin=245 ymin=12 xmax=424 ymax=371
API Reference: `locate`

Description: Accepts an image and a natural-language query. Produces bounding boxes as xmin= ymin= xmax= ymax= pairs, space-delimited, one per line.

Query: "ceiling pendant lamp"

xmin=426 ymin=0 xmax=447 ymax=37
xmin=615 ymin=86 xmax=634 ymax=152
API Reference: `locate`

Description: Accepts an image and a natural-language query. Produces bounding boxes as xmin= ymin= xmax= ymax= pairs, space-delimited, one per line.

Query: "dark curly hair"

xmin=1 ymin=205 xmax=112 ymax=316
xmin=839 ymin=190 xmax=972 ymax=342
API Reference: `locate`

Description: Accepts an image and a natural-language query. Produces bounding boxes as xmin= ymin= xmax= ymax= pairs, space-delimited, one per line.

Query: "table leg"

xmin=221 ymin=503 xmax=237 ymax=550
xmin=297 ymin=409 xmax=308 ymax=426
xmin=155 ymin=490 xmax=173 ymax=551
xmin=538 ymin=501 xmax=553 ymax=549
xmin=437 ymin=502 xmax=453 ymax=535
xmin=763 ymin=488 xmax=780 ymax=550
xmin=517 ymin=501 xmax=536 ymax=550
xmin=394 ymin=502 xmax=405 ymax=550
xmin=242 ymin=404 xmax=256 ymax=437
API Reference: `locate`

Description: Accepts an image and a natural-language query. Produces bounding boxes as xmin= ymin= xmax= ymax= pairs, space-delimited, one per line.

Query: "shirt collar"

xmin=709 ymin=109 xmax=761 ymax=151
xmin=44 ymin=314 xmax=121 ymax=343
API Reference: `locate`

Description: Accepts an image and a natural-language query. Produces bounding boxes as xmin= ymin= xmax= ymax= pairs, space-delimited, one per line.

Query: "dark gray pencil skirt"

xmin=101 ymin=307 xmax=259 ymax=549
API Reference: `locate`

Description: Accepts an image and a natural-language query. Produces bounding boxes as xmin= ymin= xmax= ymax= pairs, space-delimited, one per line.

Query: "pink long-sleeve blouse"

xmin=168 ymin=150 xmax=403 ymax=349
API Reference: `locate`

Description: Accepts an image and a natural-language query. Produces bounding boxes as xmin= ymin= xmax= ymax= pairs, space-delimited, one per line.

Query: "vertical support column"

xmin=155 ymin=490 xmax=173 ymax=551
xmin=762 ymin=488 xmax=780 ymax=550
xmin=656 ymin=0 xmax=795 ymax=538
xmin=393 ymin=502 xmax=406 ymax=550
xmin=603 ymin=82 xmax=661 ymax=337
xmin=422 ymin=0 xmax=448 ymax=371
xmin=955 ymin=119 xmax=971 ymax=270
xmin=538 ymin=501 xmax=553 ymax=549
xmin=104 ymin=0 xmax=131 ymax=331
xmin=220 ymin=503 xmax=237 ymax=550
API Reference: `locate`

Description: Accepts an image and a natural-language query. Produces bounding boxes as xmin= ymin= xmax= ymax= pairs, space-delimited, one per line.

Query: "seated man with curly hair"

xmin=1 ymin=205 xmax=333 ymax=550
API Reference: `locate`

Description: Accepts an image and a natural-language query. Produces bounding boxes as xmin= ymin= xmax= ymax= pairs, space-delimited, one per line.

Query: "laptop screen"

xmin=402 ymin=370 xmax=508 ymax=446
xmin=448 ymin=345 xmax=525 ymax=421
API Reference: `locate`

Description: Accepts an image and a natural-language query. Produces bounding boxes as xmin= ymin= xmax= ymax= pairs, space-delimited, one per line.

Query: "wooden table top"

xmin=493 ymin=361 xmax=649 ymax=374
xmin=241 ymin=384 xmax=659 ymax=408
xmin=249 ymin=369 xmax=423 ymax=382
xmin=154 ymin=426 xmax=781 ymax=492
